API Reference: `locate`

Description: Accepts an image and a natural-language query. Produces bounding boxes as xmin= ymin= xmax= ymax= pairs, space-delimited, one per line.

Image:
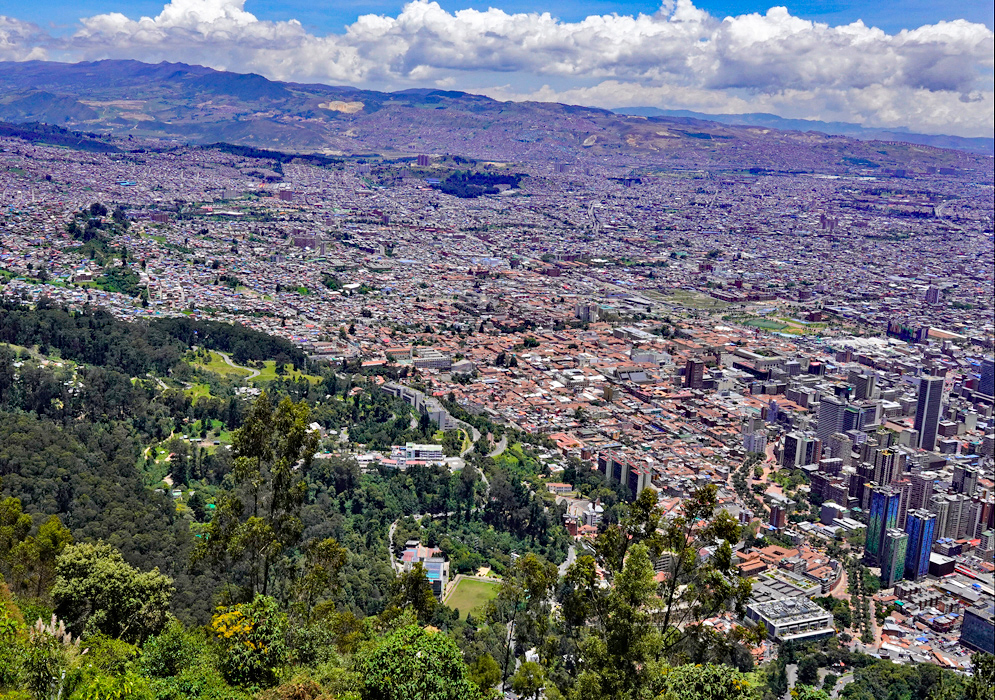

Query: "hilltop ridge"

xmin=1 ymin=59 xmax=990 ymax=168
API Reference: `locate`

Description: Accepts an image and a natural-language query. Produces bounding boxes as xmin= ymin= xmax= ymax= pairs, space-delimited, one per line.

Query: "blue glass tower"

xmin=904 ymin=509 xmax=937 ymax=581
xmin=867 ymin=487 xmax=901 ymax=566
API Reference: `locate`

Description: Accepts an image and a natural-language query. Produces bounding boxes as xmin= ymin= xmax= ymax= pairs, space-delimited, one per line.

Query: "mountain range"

xmin=613 ymin=107 xmax=994 ymax=155
xmin=0 ymin=60 xmax=990 ymax=171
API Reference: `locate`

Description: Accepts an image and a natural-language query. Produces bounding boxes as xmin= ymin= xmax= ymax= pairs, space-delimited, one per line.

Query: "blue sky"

xmin=16 ymin=0 xmax=994 ymax=34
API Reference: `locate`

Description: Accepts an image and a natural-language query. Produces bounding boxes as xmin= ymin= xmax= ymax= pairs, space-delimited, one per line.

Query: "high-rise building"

xmin=770 ymin=504 xmax=788 ymax=529
xmin=959 ymin=603 xmax=995 ymax=654
xmin=873 ymin=448 xmax=900 ymax=486
xmin=416 ymin=154 xmax=430 ymax=167
xmin=782 ymin=432 xmax=821 ymax=468
xmin=904 ymin=509 xmax=937 ymax=581
xmin=930 ymin=493 xmax=950 ymax=539
xmin=849 ymin=370 xmax=877 ymax=401
xmin=939 ymin=493 xmax=973 ymax=539
xmin=744 ymin=430 xmax=767 ymax=455
xmin=915 ymin=376 xmax=944 ymax=451
xmin=685 ymin=359 xmax=705 ymax=390
xmin=896 ymin=479 xmax=914 ymax=528
xmin=979 ymin=357 xmax=995 ymax=397
xmin=964 ymin=499 xmax=986 ymax=540
xmin=953 ymin=465 xmax=980 ymax=496
xmin=842 ymin=405 xmax=862 ymax=434
xmin=910 ymin=471 xmax=936 ymax=511
xmin=925 ymin=286 xmax=942 ymax=304
xmin=867 ymin=487 xmax=902 ymax=566
xmin=851 ymin=463 xmax=876 ymax=510
xmin=827 ymin=432 xmax=853 ymax=467
xmin=881 ymin=529 xmax=908 ymax=588
xmin=818 ymin=395 xmax=847 ymax=442
xmin=575 ymin=303 xmax=600 ymax=323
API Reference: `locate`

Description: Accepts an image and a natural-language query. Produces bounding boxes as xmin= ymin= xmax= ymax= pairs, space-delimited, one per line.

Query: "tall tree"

xmin=195 ymin=392 xmax=318 ymax=599
xmin=52 ymin=541 xmax=173 ymax=643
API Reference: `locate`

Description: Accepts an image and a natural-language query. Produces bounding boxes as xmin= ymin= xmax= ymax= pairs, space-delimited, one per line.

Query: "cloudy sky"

xmin=1 ymin=0 xmax=992 ymax=137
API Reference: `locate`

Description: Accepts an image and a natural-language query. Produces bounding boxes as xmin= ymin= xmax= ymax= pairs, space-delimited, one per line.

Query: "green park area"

xmin=445 ymin=578 xmax=501 ymax=620
xmin=252 ymin=360 xmax=322 ymax=383
xmin=189 ymin=350 xmax=251 ymax=378
xmin=733 ymin=314 xmax=829 ymax=335
xmin=741 ymin=317 xmax=789 ymax=331
xmin=186 ymin=350 xmax=322 ymax=384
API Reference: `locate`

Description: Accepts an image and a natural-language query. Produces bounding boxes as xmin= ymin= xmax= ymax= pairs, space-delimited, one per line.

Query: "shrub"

xmin=211 ymin=595 xmax=288 ymax=688
xmin=139 ymin=622 xmax=201 ymax=678
xmin=357 ymin=625 xmax=480 ymax=700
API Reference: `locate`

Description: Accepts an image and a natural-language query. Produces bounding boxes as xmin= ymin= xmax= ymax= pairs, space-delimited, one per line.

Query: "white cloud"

xmin=0 ymin=16 xmax=48 ymax=61
xmin=1 ymin=0 xmax=992 ymax=136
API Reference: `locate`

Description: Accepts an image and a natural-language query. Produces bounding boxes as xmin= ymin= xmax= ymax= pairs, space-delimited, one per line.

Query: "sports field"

xmin=445 ymin=578 xmax=500 ymax=619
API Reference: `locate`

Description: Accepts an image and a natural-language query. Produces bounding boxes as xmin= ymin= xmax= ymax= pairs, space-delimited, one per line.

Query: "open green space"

xmin=189 ymin=350 xmax=251 ymax=378
xmin=252 ymin=360 xmax=322 ymax=384
xmin=185 ymin=383 xmax=212 ymax=400
xmin=445 ymin=578 xmax=500 ymax=619
xmin=742 ymin=318 xmax=788 ymax=331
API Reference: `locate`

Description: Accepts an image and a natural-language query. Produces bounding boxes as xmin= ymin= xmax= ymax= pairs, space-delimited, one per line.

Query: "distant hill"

xmin=0 ymin=121 xmax=119 ymax=153
xmin=0 ymin=59 xmax=990 ymax=173
xmin=613 ymin=107 xmax=994 ymax=155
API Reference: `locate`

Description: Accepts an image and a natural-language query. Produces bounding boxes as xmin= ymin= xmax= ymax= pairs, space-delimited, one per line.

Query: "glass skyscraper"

xmin=904 ymin=509 xmax=937 ymax=581
xmin=867 ymin=486 xmax=901 ymax=566
xmin=882 ymin=529 xmax=908 ymax=588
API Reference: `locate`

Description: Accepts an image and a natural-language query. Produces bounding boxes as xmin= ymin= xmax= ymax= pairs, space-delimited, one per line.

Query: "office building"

xmin=964 ymin=499 xmax=987 ymax=540
xmin=782 ymin=431 xmax=821 ymax=469
xmin=953 ymin=465 xmax=979 ymax=496
xmin=881 ymin=529 xmax=908 ymax=588
xmin=770 ymin=504 xmax=788 ymax=529
xmin=914 ymin=376 xmax=944 ymax=451
xmin=910 ymin=471 xmax=936 ymax=511
xmin=827 ymin=432 xmax=853 ymax=467
xmin=896 ymin=479 xmax=914 ymax=529
xmin=746 ymin=598 xmax=835 ymax=643
xmin=960 ymin=603 xmax=994 ymax=654
xmin=980 ymin=357 xmax=995 ymax=397
xmin=685 ymin=358 xmax=705 ymax=390
xmin=867 ymin=487 xmax=901 ymax=566
xmin=575 ymin=303 xmax=599 ymax=323
xmin=872 ymin=448 xmax=900 ymax=486
xmin=817 ymin=395 xmax=847 ymax=442
xmin=903 ymin=509 xmax=936 ymax=581
xmin=930 ymin=494 xmax=950 ymax=539
xmin=849 ymin=371 xmax=877 ymax=401
xmin=390 ymin=442 xmax=445 ymax=466
xmin=744 ymin=430 xmax=767 ymax=455
xmin=940 ymin=493 xmax=974 ymax=539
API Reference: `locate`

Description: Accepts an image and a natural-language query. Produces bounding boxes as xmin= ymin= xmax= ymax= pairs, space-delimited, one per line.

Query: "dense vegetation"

xmin=0 ymin=121 xmax=120 ymax=153
xmin=432 ymin=171 xmax=525 ymax=198
xmin=203 ymin=143 xmax=342 ymax=168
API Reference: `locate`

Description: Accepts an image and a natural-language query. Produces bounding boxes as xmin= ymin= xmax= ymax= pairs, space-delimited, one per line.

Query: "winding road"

xmin=217 ymin=351 xmax=261 ymax=380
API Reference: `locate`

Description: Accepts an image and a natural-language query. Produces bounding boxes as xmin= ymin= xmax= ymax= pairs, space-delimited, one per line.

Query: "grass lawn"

xmin=185 ymin=383 xmax=212 ymax=400
xmin=742 ymin=318 xmax=789 ymax=331
xmin=189 ymin=350 xmax=252 ymax=378
xmin=252 ymin=360 xmax=322 ymax=384
xmin=445 ymin=579 xmax=500 ymax=620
